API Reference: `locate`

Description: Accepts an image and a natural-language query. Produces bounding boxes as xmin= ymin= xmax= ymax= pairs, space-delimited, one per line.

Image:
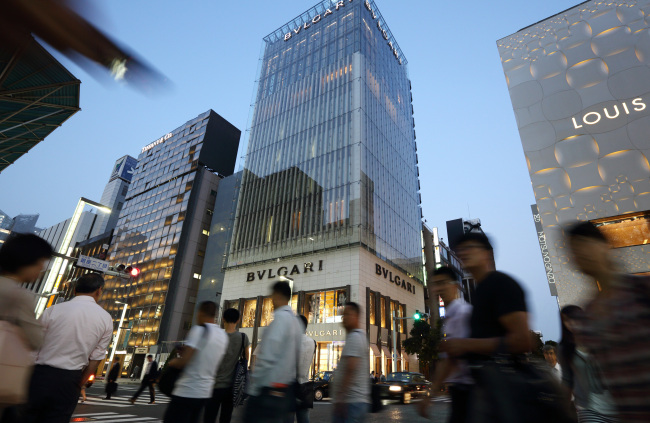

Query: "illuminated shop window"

xmin=304 ymin=289 xmax=347 ymax=324
xmin=380 ymin=297 xmax=386 ymax=328
xmin=241 ymin=299 xmax=257 ymax=328
xmin=368 ymin=292 xmax=376 ymax=325
xmin=593 ymin=213 xmax=650 ymax=249
xmin=260 ymin=298 xmax=274 ymax=327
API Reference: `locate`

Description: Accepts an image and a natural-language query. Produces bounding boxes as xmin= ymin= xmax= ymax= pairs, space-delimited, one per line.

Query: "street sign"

xmin=135 ymin=347 xmax=148 ymax=354
xmin=76 ymin=254 xmax=110 ymax=272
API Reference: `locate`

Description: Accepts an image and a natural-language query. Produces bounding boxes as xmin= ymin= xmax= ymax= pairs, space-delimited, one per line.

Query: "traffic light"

xmin=108 ymin=264 xmax=140 ymax=279
xmin=128 ymin=267 xmax=140 ymax=278
xmin=414 ymin=310 xmax=422 ymax=320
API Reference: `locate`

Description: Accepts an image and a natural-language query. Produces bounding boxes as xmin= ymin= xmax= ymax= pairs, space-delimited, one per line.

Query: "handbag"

xmin=232 ymin=333 xmax=249 ymax=407
xmin=159 ymin=325 xmax=210 ymax=397
xmin=473 ymin=354 xmax=577 ymax=423
xmin=0 ymin=319 xmax=34 ymax=405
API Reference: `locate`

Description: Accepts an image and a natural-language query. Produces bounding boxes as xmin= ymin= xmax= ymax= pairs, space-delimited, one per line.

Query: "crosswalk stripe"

xmin=108 ymin=397 xmax=170 ymax=403
xmin=78 ymin=400 xmax=131 ymax=408
xmin=72 ymin=412 xmax=120 ymax=417
xmin=89 ymin=418 xmax=157 ymax=423
xmin=89 ymin=415 xmax=138 ymax=420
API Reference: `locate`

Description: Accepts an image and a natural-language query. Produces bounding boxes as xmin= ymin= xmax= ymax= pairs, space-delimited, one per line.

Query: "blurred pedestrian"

xmin=243 ymin=282 xmax=302 ymax=423
xmin=130 ymin=355 xmax=158 ymax=404
xmin=0 ymin=234 xmax=51 ymax=422
xmin=131 ymin=364 xmax=141 ymax=381
xmin=105 ymin=357 xmax=121 ymax=400
xmin=286 ymin=314 xmax=317 ymax=423
xmin=369 ymin=371 xmax=375 ymax=384
xmin=163 ymin=301 xmax=228 ymax=423
xmin=567 ymin=221 xmax=650 ymax=423
xmin=419 ymin=266 xmax=473 ymax=423
xmin=331 ymin=302 xmax=370 ymax=423
xmin=559 ymin=305 xmax=617 ymax=423
xmin=204 ymin=307 xmax=250 ymax=423
xmin=543 ymin=345 xmax=562 ymax=381
xmin=24 ymin=273 xmax=113 ymax=423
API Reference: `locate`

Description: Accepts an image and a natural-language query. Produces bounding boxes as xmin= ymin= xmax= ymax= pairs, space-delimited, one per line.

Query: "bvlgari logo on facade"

xmin=246 ymin=260 xmax=324 ymax=282
xmin=283 ymin=0 xmax=402 ymax=65
xmin=375 ymin=264 xmax=415 ymax=294
xmin=571 ymin=98 xmax=646 ymax=129
xmin=142 ymin=132 xmax=173 ymax=153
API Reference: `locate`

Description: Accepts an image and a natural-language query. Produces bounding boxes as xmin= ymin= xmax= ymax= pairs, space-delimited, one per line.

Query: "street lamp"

xmin=107 ymin=300 xmax=129 ymax=373
xmin=35 ymin=197 xmax=111 ymax=317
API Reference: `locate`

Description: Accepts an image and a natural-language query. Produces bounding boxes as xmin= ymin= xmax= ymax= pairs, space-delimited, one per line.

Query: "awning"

xmin=381 ymin=346 xmax=391 ymax=357
xmin=370 ymin=344 xmax=381 ymax=357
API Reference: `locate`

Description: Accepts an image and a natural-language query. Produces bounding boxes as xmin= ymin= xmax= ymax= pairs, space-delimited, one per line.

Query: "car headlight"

xmin=389 ymin=385 xmax=402 ymax=392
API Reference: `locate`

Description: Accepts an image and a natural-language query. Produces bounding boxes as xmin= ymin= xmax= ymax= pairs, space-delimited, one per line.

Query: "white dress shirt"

xmin=36 ymin=295 xmax=113 ymax=370
xmin=248 ymin=306 xmax=302 ymax=396
xmin=442 ymin=298 xmax=474 ymax=385
xmin=298 ymin=334 xmax=316 ymax=384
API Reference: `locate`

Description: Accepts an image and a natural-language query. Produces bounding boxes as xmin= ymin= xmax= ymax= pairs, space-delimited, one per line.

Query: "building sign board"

xmin=246 ymin=260 xmax=324 ymax=282
xmin=531 ymin=205 xmax=557 ymax=297
xmin=111 ymin=155 xmax=138 ymax=182
xmin=375 ymin=264 xmax=416 ymax=294
xmin=141 ymin=132 xmax=173 ymax=153
xmin=77 ymin=255 xmax=110 ymax=272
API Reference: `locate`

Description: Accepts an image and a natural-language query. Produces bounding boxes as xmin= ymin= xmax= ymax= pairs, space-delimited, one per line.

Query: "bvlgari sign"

xmin=247 ymin=260 xmax=324 ymax=282
xmin=375 ymin=264 xmax=416 ymax=294
xmin=283 ymin=0 xmax=402 ymax=65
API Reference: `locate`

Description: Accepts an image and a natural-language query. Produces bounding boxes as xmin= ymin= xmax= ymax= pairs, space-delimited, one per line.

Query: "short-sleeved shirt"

xmin=332 ymin=329 xmax=370 ymax=404
xmin=213 ymin=331 xmax=250 ymax=389
xmin=173 ymin=323 xmax=229 ymax=399
xmin=441 ymin=298 xmax=473 ymax=385
xmin=469 ymin=271 xmax=527 ymax=361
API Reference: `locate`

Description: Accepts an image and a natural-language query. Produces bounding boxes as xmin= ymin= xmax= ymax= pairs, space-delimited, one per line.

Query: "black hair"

xmin=223 ymin=308 xmax=240 ymax=323
xmin=559 ymin=305 xmax=583 ymax=390
xmin=345 ymin=302 xmax=361 ymax=316
xmin=75 ymin=273 xmax=105 ymax=294
xmin=455 ymin=231 xmax=493 ymax=251
xmin=298 ymin=314 xmax=308 ymax=332
xmin=0 ymin=234 xmax=53 ymax=274
xmin=431 ymin=266 xmax=457 ymax=282
xmin=147 ymin=354 xmax=153 ymax=359
xmin=198 ymin=301 xmax=217 ymax=318
xmin=271 ymin=281 xmax=291 ymax=300
xmin=542 ymin=344 xmax=556 ymax=353
xmin=566 ymin=221 xmax=608 ymax=243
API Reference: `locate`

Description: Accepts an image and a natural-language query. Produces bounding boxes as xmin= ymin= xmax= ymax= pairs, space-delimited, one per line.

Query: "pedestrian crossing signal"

xmin=414 ymin=310 xmax=421 ymax=320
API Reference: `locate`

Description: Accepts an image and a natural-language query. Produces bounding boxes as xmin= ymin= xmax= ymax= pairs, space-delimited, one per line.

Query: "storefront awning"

xmin=381 ymin=346 xmax=391 ymax=357
xmin=370 ymin=344 xmax=380 ymax=357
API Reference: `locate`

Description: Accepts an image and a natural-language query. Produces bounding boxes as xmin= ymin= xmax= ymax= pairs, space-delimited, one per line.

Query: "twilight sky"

xmin=0 ymin=0 xmax=584 ymax=341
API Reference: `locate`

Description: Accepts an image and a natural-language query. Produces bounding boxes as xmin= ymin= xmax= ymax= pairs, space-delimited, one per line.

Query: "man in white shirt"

xmin=163 ymin=301 xmax=228 ymax=423
xmin=25 ymin=273 xmax=113 ymax=423
xmin=419 ymin=266 xmax=474 ymax=423
xmin=543 ymin=344 xmax=562 ymax=381
xmin=244 ymin=281 xmax=302 ymax=423
xmin=286 ymin=314 xmax=317 ymax=423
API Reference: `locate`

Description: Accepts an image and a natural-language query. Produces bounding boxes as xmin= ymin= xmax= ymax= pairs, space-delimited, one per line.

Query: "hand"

xmin=442 ymin=339 xmax=468 ymax=357
xmin=417 ymin=396 xmax=430 ymax=418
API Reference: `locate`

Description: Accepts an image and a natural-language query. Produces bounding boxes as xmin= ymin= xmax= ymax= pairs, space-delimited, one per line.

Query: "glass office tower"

xmin=498 ymin=0 xmax=650 ymax=307
xmin=220 ymin=0 xmax=424 ymax=375
xmin=100 ymin=110 xmax=240 ymax=361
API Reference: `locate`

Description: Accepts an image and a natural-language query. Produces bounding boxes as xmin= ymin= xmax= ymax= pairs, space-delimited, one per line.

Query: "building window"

xmin=224 ymin=300 xmax=239 ymax=312
xmin=399 ymin=304 xmax=406 ymax=333
xmin=121 ymin=185 xmax=128 ymax=196
xmin=193 ymin=273 xmax=201 ymax=280
xmin=304 ymin=289 xmax=347 ymax=324
xmin=368 ymin=292 xmax=376 ymax=325
xmin=380 ymin=297 xmax=386 ymax=328
xmin=390 ymin=301 xmax=397 ymax=330
xmin=117 ymin=202 xmax=123 ymax=210
xmin=241 ymin=299 xmax=257 ymax=328
xmin=202 ymin=229 xmax=210 ymax=236
xmin=260 ymin=298 xmax=274 ymax=327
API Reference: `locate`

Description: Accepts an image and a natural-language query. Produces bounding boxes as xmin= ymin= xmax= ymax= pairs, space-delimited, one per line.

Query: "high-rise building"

xmin=218 ymin=0 xmax=423 ymax=375
xmin=90 ymin=155 xmax=138 ymax=238
xmin=99 ymin=110 xmax=240 ymax=363
xmin=498 ymin=0 xmax=650 ymax=307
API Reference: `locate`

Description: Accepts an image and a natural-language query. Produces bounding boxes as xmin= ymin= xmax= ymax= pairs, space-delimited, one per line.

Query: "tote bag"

xmin=232 ymin=333 xmax=249 ymax=407
xmin=0 ymin=321 xmax=34 ymax=404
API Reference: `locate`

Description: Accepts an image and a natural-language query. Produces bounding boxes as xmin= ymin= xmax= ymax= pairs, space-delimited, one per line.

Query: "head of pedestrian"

xmin=542 ymin=345 xmax=558 ymax=367
xmin=271 ymin=280 xmax=291 ymax=309
xmin=455 ymin=232 xmax=494 ymax=276
xmin=298 ymin=314 xmax=308 ymax=334
xmin=0 ymin=233 xmax=53 ymax=283
xmin=147 ymin=354 xmax=153 ymax=362
xmin=431 ymin=266 xmax=460 ymax=305
xmin=114 ymin=357 xmax=120 ymax=362
xmin=74 ymin=272 xmax=105 ymax=301
xmin=223 ymin=307 xmax=240 ymax=329
xmin=567 ymin=221 xmax=611 ymax=281
xmin=342 ymin=302 xmax=361 ymax=332
xmin=197 ymin=301 xmax=217 ymax=325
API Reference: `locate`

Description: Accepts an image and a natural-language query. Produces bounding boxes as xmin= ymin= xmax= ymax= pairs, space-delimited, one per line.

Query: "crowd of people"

xmin=0 ymin=220 xmax=648 ymax=423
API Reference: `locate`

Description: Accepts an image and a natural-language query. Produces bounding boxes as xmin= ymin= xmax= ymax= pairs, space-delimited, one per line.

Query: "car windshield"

xmin=386 ymin=373 xmax=412 ymax=382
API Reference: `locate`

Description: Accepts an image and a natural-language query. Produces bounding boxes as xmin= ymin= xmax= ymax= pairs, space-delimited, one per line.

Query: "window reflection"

xmin=260 ymin=298 xmax=274 ymax=327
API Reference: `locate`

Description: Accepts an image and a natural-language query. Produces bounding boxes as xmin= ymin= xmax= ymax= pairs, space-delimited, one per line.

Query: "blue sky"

xmin=0 ymin=0 xmax=583 ymax=341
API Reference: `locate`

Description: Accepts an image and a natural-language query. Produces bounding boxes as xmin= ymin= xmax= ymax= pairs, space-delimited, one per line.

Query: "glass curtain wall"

xmin=230 ymin=0 xmax=422 ymax=281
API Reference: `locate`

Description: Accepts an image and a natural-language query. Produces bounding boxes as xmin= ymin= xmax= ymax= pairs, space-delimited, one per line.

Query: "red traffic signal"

xmin=130 ymin=267 xmax=140 ymax=277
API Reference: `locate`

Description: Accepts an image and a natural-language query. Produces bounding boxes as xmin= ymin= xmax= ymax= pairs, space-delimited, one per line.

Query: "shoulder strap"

xmin=239 ymin=332 xmax=246 ymax=360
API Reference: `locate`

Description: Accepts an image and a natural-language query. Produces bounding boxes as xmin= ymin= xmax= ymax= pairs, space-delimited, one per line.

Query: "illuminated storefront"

xmin=498 ymin=0 xmax=650 ymax=307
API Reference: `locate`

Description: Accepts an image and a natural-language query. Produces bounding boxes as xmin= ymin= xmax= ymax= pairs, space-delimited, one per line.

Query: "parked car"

xmin=312 ymin=371 xmax=334 ymax=401
xmin=378 ymin=372 xmax=431 ymax=403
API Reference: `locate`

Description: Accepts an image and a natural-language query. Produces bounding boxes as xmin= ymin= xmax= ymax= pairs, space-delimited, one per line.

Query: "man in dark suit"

xmin=104 ymin=357 xmax=121 ymax=399
xmin=130 ymin=355 xmax=158 ymax=404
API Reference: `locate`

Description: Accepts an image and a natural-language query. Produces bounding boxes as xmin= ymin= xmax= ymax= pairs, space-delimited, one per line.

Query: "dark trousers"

xmin=243 ymin=387 xmax=292 ymax=423
xmin=163 ymin=396 xmax=207 ymax=423
xmin=204 ymin=387 xmax=234 ymax=423
xmin=449 ymin=384 xmax=472 ymax=423
xmin=132 ymin=379 xmax=156 ymax=402
xmin=23 ymin=365 xmax=82 ymax=423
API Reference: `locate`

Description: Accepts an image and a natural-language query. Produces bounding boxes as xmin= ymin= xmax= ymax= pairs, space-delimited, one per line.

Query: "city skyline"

xmin=0 ymin=0 xmax=581 ymax=341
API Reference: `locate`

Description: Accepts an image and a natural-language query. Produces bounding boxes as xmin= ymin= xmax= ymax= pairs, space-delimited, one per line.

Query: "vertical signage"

xmin=531 ymin=205 xmax=557 ymax=296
